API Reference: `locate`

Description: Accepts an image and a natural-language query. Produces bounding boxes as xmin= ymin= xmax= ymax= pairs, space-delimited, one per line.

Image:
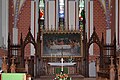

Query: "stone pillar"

xmin=110 ymin=57 xmax=115 ymax=80
xmin=118 ymin=57 xmax=120 ymax=80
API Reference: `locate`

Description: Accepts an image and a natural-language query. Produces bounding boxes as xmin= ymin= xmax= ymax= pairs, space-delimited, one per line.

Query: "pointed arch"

xmin=88 ymin=27 xmax=101 ymax=47
xmin=23 ymin=28 xmax=36 ymax=46
xmin=22 ymin=27 xmax=37 ymax=56
xmin=86 ymin=27 xmax=103 ymax=77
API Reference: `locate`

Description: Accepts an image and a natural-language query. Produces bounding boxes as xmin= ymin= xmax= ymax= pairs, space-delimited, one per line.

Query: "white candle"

xmin=55 ymin=54 xmax=56 ymax=62
xmin=61 ymin=58 xmax=64 ymax=72
xmin=51 ymin=54 xmax=52 ymax=57
xmin=51 ymin=54 xmax=52 ymax=61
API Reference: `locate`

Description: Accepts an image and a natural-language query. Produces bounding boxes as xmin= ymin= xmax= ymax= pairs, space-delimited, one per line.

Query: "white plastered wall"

xmin=89 ymin=0 xmax=93 ymax=56
xmin=2 ymin=0 xmax=8 ymax=48
xmin=89 ymin=0 xmax=96 ymax=77
xmin=0 ymin=0 xmax=2 ymax=47
xmin=68 ymin=1 xmax=75 ymax=30
xmin=31 ymin=1 xmax=35 ymax=56
xmin=115 ymin=0 xmax=118 ymax=48
xmin=48 ymin=0 xmax=55 ymax=30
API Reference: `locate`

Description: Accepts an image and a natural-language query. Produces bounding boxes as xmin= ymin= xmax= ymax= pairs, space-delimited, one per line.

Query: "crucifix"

xmin=61 ymin=47 xmax=64 ymax=73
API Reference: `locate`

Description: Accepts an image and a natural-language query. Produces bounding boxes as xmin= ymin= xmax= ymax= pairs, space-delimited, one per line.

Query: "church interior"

xmin=0 ymin=0 xmax=120 ymax=80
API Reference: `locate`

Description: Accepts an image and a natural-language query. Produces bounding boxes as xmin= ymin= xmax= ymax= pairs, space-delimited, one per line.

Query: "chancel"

xmin=0 ymin=0 xmax=120 ymax=80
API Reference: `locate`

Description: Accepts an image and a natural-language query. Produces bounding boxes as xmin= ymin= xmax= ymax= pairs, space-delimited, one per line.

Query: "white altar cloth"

xmin=48 ymin=62 xmax=76 ymax=66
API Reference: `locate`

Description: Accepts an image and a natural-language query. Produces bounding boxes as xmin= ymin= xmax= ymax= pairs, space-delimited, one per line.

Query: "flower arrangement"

xmin=54 ymin=73 xmax=71 ymax=80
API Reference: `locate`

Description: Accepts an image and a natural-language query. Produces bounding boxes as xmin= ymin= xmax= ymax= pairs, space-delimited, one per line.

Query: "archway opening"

xmin=89 ymin=43 xmax=100 ymax=77
xmin=24 ymin=43 xmax=35 ymax=58
xmin=24 ymin=43 xmax=36 ymax=77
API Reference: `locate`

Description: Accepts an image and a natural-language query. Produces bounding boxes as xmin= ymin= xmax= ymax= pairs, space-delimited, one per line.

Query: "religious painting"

xmin=43 ymin=33 xmax=81 ymax=56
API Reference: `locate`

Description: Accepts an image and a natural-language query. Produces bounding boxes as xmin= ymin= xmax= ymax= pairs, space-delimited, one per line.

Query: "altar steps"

xmin=34 ymin=78 xmax=96 ymax=80
xmin=84 ymin=78 xmax=96 ymax=80
xmin=34 ymin=74 xmax=84 ymax=80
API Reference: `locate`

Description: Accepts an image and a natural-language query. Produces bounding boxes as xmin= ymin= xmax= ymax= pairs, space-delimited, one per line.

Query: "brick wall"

xmin=17 ymin=0 xmax=31 ymax=57
xmin=9 ymin=0 xmax=31 ymax=57
xmin=93 ymin=0 xmax=106 ymax=57
xmin=0 ymin=48 xmax=7 ymax=57
xmin=9 ymin=0 xmax=14 ymax=41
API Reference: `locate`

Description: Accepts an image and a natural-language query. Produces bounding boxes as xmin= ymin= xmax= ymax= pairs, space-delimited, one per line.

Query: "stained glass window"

xmin=39 ymin=0 xmax=45 ymax=20
xmin=59 ymin=0 xmax=65 ymax=30
xmin=79 ymin=0 xmax=85 ymax=30
xmin=59 ymin=0 xmax=65 ymax=18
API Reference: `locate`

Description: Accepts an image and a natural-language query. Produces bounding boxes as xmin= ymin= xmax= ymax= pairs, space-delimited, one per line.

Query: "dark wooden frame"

xmin=85 ymin=27 xmax=103 ymax=77
xmin=8 ymin=28 xmax=38 ymax=77
xmin=85 ymin=27 xmax=117 ymax=79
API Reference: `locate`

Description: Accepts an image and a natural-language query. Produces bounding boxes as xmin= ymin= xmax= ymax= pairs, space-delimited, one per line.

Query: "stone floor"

xmin=33 ymin=75 xmax=96 ymax=80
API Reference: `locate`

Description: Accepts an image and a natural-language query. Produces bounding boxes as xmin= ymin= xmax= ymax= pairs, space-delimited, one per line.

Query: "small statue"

xmin=2 ymin=55 xmax=8 ymax=73
xmin=10 ymin=57 xmax=16 ymax=73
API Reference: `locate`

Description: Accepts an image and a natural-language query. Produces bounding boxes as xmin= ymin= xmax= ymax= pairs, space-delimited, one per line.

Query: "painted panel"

xmin=43 ymin=33 xmax=81 ymax=56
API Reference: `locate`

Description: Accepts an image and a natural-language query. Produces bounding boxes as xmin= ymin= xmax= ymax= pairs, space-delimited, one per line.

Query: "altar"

xmin=47 ymin=58 xmax=77 ymax=75
xmin=48 ymin=62 xmax=76 ymax=67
